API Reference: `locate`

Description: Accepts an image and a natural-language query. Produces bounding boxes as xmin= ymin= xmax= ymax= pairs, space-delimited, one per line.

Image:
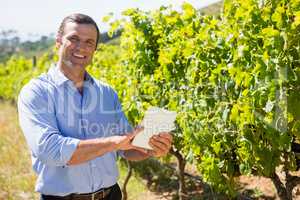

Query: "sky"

xmin=0 ymin=0 xmax=220 ymax=40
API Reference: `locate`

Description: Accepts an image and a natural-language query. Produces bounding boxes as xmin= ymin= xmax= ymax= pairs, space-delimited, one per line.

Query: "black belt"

xmin=42 ymin=184 xmax=114 ymax=200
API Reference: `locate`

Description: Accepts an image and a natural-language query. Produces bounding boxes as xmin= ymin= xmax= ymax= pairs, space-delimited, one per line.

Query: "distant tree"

xmin=0 ymin=30 xmax=55 ymax=63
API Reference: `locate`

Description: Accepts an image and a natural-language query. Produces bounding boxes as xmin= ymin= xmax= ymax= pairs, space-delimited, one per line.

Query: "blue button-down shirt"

xmin=18 ymin=64 xmax=132 ymax=196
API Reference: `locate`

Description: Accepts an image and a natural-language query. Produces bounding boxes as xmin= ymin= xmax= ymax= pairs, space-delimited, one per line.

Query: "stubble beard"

xmin=61 ymin=56 xmax=87 ymax=71
xmin=62 ymin=58 xmax=73 ymax=68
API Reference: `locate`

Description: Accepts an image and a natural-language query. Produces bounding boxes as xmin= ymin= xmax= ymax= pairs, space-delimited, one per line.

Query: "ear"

xmin=55 ymin=35 xmax=62 ymax=48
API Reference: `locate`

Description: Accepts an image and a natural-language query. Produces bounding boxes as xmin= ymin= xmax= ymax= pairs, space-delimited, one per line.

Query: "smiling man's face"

xmin=56 ymin=21 xmax=98 ymax=70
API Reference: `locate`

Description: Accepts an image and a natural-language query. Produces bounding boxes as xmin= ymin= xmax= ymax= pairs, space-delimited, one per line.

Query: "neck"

xmin=58 ymin=60 xmax=85 ymax=92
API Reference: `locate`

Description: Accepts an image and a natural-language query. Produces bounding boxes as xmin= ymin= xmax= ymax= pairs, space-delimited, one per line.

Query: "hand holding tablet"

xmin=131 ymin=107 xmax=177 ymax=150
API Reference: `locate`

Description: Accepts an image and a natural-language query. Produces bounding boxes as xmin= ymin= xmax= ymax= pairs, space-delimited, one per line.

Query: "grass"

xmin=0 ymin=101 xmax=37 ymax=200
xmin=0 ymin=102 xmax=150 ymax=200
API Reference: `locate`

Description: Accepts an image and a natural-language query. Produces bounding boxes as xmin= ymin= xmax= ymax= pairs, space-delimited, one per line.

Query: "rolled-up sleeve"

xmin=17 ymin=82 xmax=80 ymax=166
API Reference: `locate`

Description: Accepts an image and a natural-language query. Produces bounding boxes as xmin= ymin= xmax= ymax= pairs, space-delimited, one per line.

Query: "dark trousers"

xmin=40 ymin=183 xmax=122 ymax=200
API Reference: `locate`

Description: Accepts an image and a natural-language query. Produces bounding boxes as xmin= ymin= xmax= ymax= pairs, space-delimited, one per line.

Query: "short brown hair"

xmin=58 ymin=13 xmax=100 ymax=48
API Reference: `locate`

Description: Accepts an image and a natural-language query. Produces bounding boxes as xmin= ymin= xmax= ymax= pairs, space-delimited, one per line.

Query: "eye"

xmin=86 ymin=40 xmax=95 ymax=48
xmin=69 ymin=36 xmax=79 ymax=43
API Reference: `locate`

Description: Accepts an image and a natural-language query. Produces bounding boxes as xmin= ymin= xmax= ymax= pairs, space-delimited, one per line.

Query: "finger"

xmin=157 ymin=132 xmax=173 ymax=143
xmin=149 ymin=138 xmax=168 ymax=153
xmin=151 ymin=135 xmax=172 ymax=148
xmin=133 ymin=126 xmax=144 ymax=135
xmin=128 ymin=127 xmax=144 ymax=139
xmin=132 ymin=146 xmax=148 ymax=154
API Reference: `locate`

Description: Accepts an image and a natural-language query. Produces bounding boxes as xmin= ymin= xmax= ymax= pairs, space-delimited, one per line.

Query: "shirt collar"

xmin=84 ymin=70 xmax=94 ymax=84
xmin=49 ymin=63 xmax=94 ymax=86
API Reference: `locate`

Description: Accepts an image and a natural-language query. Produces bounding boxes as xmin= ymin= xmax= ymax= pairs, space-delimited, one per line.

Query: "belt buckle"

xmin=92 ymin=189 xmax=105 ymax=200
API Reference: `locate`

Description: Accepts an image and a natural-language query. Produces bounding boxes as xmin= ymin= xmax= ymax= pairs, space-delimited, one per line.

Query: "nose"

xmin=75 ymin=41 xmax=89 ymax=51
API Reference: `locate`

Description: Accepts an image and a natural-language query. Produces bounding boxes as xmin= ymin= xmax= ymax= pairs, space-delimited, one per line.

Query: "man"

xmin=18 ymin=13 xmax=172 ymax=200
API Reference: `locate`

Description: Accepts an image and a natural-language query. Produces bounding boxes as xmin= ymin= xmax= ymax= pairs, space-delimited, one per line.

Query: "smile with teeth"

xmin=72 ymin=53 xmax=86 ymax=59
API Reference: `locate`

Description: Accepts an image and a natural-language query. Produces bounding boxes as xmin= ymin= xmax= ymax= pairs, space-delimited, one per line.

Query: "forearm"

xmin=67 ymin=137 xmax=118 ymax=165
xmin=123 ymin=149 xmax=151 ymax=161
